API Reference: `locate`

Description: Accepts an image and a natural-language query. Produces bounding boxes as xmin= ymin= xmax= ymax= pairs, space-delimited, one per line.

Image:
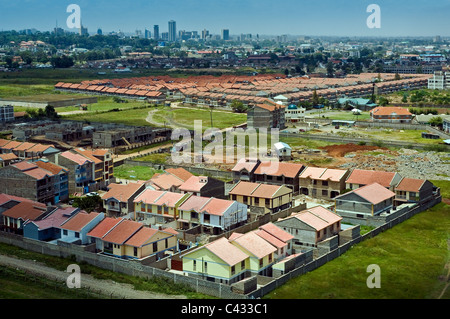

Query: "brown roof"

xmin=254 ymin=161 xmax=304 ymax=178
xmin=2 ymin=201 xmax=47 ymax=221
xmin=395 ymin=178 xmax=427 ymax=192
xmin=60 ymin=212 xmax=100 ymax=232
xmin=34 ymin=161 xmax=67 ymax=175
xmin=102 ymin=183 xmax=144 ymax=202
xmin=165 ymin=167 xmax=194 ymax=182
xmin=87 ymin=217 xmax=124 ymax=239
xmin=101 ymin=219 xmax=143 ymax=245
xmin=124 ymin=227 xmax=159 ymax=247
xmin=346 ymin=169 xmax=397 ymax=188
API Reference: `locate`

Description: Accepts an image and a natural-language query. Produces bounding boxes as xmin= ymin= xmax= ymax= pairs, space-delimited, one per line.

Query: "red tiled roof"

xmin=2 ymin=201 xmax=47 ymax=221
xmin=101 ymin=219 xmax=143 ymax=245
xmin=395 ymin=178 xmax=426 ymax=192
xmin=86 ymin=217 xmax=124 ymax=239
xmin=60 ymin=212 xmax=100 ymax=232
xmin=346 ymin=169 xmax=397 ymax=188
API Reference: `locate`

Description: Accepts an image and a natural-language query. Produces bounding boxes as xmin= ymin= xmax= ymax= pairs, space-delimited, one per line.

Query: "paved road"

xmin=0 ymin=254 xmax=187 ymax=299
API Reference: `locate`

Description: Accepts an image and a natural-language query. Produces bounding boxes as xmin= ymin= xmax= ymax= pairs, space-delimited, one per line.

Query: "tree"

xmin=428 ymin=116 xmax=443 ymax=127
xmin=394 ymin=72 xmax=401 ymax=81
xmin=72 ymin=195 xmax=102 ymax=213
xmin=230 ymin=100 xmax=247 ymax=113
xmin=312 ymin=89 xmax=319 ymax=106
xmin=326 ymin=62 xmax=334 ymax=78
xmin=45 ymin=105 xmax=60 ymax=120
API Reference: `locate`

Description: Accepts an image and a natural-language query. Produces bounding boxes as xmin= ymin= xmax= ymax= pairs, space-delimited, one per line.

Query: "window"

xmin=259 ymin=258 xmax=263 ymax=268
xmin=231 ymin=265 xmax=235 ymax=275
xmin=322 ymin=190 xmax=328 ymax=196
xmin=63 ymin=229 xmax=68 ymax=236
xmin=153 ymin=242 xmax=158 ymax=252
xmin=193 ymin=260 xmax=196 ymax=271
xmin=322 ymin=180 xmax=328 ymax=186
xmin=269 ymin=254 xmax=272 ymax=263
xmin=204 ymin=262 xmax=208 ymax=273
xmin=134 ymin=247 xmax=138 ymax=256
xmin=165 ymin=238 xmax=168 ymax=248
xmin=241 ymin=260 xmax=245 ymax=269
xmin=75 ymin=232 xmax=80 ymax=238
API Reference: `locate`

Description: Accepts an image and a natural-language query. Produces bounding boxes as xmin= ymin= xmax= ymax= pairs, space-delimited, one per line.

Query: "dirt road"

xmin=0 ymin=254 xmax=187 ymax=299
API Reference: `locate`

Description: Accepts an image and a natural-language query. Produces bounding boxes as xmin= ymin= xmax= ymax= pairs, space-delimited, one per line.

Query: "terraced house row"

xmin=232 ymin=159 xmax=438 ymax=219
xmin=54 ymin=72 xmax=431 ymax=108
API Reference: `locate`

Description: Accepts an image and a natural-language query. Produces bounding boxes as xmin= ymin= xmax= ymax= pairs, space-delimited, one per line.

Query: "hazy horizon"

xmin=1 ymin=0 xmax=449 ymax=38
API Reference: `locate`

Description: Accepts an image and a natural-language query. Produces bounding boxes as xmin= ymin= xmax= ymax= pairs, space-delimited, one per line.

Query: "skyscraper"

xmin=168 ymin=20 xmax=176 ymax=42
xmin=221 ymin=29 xmax=229 ymax=41
xmin=153 ymin=25 xmax=159 ymax=40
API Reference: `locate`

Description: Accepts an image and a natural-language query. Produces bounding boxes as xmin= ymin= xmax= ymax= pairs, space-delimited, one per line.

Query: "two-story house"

xmin=345 ymin=168 xmax=402 ymax=191
xmin=133 ymin=189 xmax=190 ymax=225
xmin=275 ymin=205 xmax=342 ymax=248
xmin=177 ymin=195 xmax=247 ymax=234
xmin=228 ymin=181 xmax=293 ymax=214
xmin=334 ymin=182 xmax=396 ymax=219
xmin=101 ymin=182 xmax=146 ymax=217
xmin=299 ymin=167 xmax=350 ymax=200
xmin=253 ymin=161 xmax=305 ymax=195
xmin=394 ymin=177 xmax=435 ymax=206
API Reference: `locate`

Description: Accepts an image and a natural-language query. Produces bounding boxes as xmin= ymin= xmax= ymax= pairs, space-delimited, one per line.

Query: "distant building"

xmin=428 ymin=71 xmax=450 ymax=90
xmin=168 ymin=20 xmax=176 ymax=42
xmin=285 ymin=104 xmax=305 ymax=123
xmin=247 ymin=102 xmax=286 ymax=129
xmin=153 ymin=25 xmax=159 ymax=40
xmin=369 ymin=106 xmax=413 ymax=123
xmin=0 ymin=105 xmax=14 ymax=123
xmin=97 ymin=28 xmax=103 ymax=35
xmin=221 ymin=29 xmax=230 ymax=41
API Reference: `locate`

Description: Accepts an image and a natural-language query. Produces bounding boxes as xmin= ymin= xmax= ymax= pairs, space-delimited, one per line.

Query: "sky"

xmin=1 ymin=0 xmax=450 ymax=37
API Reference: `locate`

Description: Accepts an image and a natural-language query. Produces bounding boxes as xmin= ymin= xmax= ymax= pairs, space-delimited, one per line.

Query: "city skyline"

xmin=1 ymin=0 xmax=450 ymax=37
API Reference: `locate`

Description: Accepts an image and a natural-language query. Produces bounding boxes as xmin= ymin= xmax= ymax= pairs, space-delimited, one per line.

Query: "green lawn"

xmin=0 ymin=265 xmax=106 ymax=299
xmin=114 ymin=164 xmax=163 ymax=181
xmin=153 ymin=107 xmax=247 ymax=130
xmin=265 ymin=202 xmax=450 ymax=299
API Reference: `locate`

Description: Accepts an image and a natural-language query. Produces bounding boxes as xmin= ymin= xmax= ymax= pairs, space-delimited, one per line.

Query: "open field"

xmin=63 ymin=105 xmax=247 ymax=130
xmin=0 ymin=265 xmax=106 ymax=299
xmin=114 ymin=164 xmax=163 ymax=181
xmin=265 ymin=201 xmax=450 ymax=299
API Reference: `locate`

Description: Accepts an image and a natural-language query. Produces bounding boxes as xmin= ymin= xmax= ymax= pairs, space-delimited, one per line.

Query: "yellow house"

xmin=123 ymin=226 xmax=179 ymax=260
xmin=229 ymin=231 xmax=277 ymax=276
xmin=101 ymin=219 xmax=143 ymax=258
xmin=181 ymin=237 xmax=249 ymax=284
xmin=133 ymin=189 xmax=191 ymax=225
xmin=228 ymin=181 xmax=292 ymax=214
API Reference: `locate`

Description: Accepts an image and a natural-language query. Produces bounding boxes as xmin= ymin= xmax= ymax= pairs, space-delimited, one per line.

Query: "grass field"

xmin=0 ymin=265 xmax=106 ymax=299
xmin=63 ymin=105 xmax=247 ymax=130
xmin=0 ymin=242 xmax=210 ymax=299
xmin=114 ymin=164 xmax=163 ymax=181
xmin=264 ymin=201 xmax=450 ymax=299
